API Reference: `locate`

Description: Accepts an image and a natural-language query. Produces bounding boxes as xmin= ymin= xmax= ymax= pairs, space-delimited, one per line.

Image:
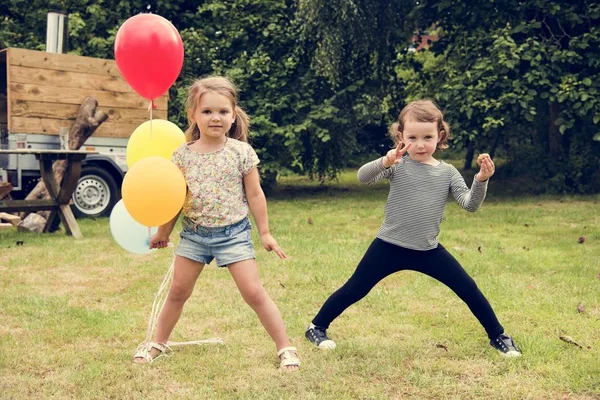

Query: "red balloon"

xmin=114 ymin=14 xmax=184 ymax=100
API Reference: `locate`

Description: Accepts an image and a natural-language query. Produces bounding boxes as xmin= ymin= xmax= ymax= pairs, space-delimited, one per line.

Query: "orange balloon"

xmin=122 ymin=156 xmax=186 ymax=227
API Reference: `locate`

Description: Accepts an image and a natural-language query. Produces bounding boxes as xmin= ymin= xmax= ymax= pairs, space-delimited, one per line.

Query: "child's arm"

xmin=358 ymin=141 xmax=411 ymax=184
xmin=149 ymin=211 xmax=181 ymax=249
xmin=244 ymin=167 xmax=287 ymax=259
xmin=448 ymin=153 xmax=495 ymax=213
xmin=357 ymin=158 xmax=389 ymax=184
xmin=449 ymin=154 xmax=495 ymax=212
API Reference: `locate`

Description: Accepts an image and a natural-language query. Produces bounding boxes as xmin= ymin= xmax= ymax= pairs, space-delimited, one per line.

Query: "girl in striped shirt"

xmin=305 ymin=100 xmax=521 ymax=357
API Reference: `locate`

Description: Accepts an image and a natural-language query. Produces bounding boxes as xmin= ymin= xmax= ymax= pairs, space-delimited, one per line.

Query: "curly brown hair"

xmin=388 ymin=100 xmax=450 ymax=151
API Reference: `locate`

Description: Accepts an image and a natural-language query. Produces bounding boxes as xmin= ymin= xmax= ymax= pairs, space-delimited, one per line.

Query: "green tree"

xmin=297 ymin=0 xmax=417 ymax=163
xmin=1 ymin=0 xmax=366 ymax=184
xmin=172 ymin=0 xmax=351 ymax=184
xmin=404 ymin=0 xmax=600 ymax=192
xmin=4 ymin=0 xmax=598 ymax=192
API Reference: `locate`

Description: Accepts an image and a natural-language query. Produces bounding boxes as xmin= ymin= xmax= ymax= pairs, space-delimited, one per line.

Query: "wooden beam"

xmin=10 ymin=116 xmax=139 ymax=138
xmin=8 ymin=47 xmax=123 ymax=77
xmin=10 ymin=100 xmax=167 ymax=125
xmin=0 ymin=199 xmax=59 ymax=212
xmin=10 ymin=64 xmax=138 ymax=94
xmin=9 ymin=82 xmax=168 ymax=110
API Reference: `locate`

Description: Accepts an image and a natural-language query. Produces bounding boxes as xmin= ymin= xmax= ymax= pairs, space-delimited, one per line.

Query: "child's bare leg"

xmin=228 ymin=259 xmax=299 ymax=371
xmin=134 ymin=256 xmax=205 ymax=363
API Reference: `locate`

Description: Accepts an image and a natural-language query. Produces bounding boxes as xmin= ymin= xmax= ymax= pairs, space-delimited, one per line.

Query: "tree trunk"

xmin=19 ymin=96 xmax=108 ymax=232
xmin=489 ymin=130 xmax=501 ymax=159
xmin=463 ymin=140 xmax=475 ymax=170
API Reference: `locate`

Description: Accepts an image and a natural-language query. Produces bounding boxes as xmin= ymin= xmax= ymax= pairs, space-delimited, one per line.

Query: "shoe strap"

xmin=277 ymin=346 xmax=297 ymax=357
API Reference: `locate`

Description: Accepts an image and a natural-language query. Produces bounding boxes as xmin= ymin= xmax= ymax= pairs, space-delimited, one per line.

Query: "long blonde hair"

xmin=388 ymin=100 xmax=450 ymax=150
xmin=184 ymin=76 xmax=250 ymax=143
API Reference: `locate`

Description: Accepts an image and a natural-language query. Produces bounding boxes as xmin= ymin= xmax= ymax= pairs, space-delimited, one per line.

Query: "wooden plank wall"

xmin=5 ymin=48 xmax=168 ymax=138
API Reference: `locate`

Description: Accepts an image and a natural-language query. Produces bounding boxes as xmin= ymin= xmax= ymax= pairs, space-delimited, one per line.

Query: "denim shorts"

xmin=176 ymin=216 xmax=255 ymax=267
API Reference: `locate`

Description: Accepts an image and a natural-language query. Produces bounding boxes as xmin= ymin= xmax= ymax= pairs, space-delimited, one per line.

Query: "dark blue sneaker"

xmin=490 ymin=334 xmax=521 ymax=357
xmin=305 ymin=323 xmax=336 ymax=349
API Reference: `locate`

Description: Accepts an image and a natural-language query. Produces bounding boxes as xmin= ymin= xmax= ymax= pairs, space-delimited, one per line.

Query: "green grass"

xmin=1 ymin=170 xmax=599 ymax=399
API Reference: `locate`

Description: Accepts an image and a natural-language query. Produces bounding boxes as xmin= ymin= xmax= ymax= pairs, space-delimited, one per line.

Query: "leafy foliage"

xmin=402 ymin=0 xmax=600 ymax=192
xmin=1 ymin=0 xmax=599 ymax=192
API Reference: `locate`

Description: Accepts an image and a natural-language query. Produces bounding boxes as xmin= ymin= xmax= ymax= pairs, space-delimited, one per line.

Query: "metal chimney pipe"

xmin=46 ymin=11 xmax=68 ymax=53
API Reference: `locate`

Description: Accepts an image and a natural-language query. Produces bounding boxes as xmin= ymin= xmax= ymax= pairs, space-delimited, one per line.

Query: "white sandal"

xmin=278 ymin=346 xmax=300 ymax=370
xmin=133 ymin=342 xmax=173 ymax=364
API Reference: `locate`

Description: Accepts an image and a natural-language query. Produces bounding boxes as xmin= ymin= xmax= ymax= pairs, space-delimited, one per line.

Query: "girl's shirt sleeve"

xmin=449 ymin=165 xmax=488 ymax=212
xmin=357 ymin=157 xmax=395 ymax=184
xmin=171 ymin=146 xmax=185 ymax=172
xmin=241 ymin=144 xmax=260 ymax=175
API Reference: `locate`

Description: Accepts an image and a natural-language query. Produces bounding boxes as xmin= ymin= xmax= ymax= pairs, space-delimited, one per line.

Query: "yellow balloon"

xmin=122 ymin=157 xmax=186 ymax=227
xmin=126 ymin=119 xmax=186 ymax=168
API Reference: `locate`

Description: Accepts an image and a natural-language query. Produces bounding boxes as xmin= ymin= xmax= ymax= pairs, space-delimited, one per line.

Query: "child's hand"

xmin=149 ymin=232 xmax=170 ymax=249
xmin=382 ymin=141 xmax=412 ymax=168
xmin=476 ymin=153 xmax=495 ymax=181
xmin=260 ymin=233 xmax=287 ymax=259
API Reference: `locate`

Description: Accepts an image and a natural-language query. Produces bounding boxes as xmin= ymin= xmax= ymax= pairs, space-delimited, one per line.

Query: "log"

xmin=18 ymin=96 xmax=108 ymax=232
xmin=0 ymin=222 xmax=14 ymax=230
xmin=0 ymin=212 xmax=21 ymax=226
xmin=0 ymin=181 xmax=12 ymax=200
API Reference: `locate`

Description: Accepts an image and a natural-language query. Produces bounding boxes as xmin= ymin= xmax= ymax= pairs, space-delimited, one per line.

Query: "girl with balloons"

xmin=132 ymin=76 xmax=300 ymax=371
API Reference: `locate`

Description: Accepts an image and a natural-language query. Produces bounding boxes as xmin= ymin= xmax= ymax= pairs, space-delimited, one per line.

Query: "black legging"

xmin=312 ymin=238 xmax=504 ymax=339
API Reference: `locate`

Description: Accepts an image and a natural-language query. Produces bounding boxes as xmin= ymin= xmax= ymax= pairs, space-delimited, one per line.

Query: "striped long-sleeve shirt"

xmin=358 ymin=156 xmax=488 ymax=251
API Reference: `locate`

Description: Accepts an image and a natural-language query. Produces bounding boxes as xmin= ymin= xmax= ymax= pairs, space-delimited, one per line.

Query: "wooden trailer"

xmin=0 ymin=47 xmax=167 ymax=139
xmin=0 ymin=47 xmax=170 ymax=219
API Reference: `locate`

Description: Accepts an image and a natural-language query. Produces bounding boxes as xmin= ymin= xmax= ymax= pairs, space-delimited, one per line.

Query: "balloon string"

xmin=148 ymin=100 xmax=154 ymax=141
xmin=136 ymin=243 xmax=224 ymax=357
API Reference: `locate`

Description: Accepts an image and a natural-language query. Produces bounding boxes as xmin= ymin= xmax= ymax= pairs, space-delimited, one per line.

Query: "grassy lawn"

xmin=1 ymin=169 xmax=599 ymax=399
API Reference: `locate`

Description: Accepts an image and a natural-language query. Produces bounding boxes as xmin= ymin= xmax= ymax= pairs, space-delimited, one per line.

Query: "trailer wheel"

xmin=72 ymin=166 xmax=120 ymax=218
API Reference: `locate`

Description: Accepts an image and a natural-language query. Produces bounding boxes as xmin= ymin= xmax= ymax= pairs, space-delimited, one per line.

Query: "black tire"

xmin=71 ymin=166 xmax=120 ymax=218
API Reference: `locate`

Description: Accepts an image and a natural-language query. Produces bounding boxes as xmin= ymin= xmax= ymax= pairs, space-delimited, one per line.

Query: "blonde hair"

xmin=184 ymin=76 xmax=250 ymax=143
xmin=388 ymin=100 xmax=450 ymax=150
